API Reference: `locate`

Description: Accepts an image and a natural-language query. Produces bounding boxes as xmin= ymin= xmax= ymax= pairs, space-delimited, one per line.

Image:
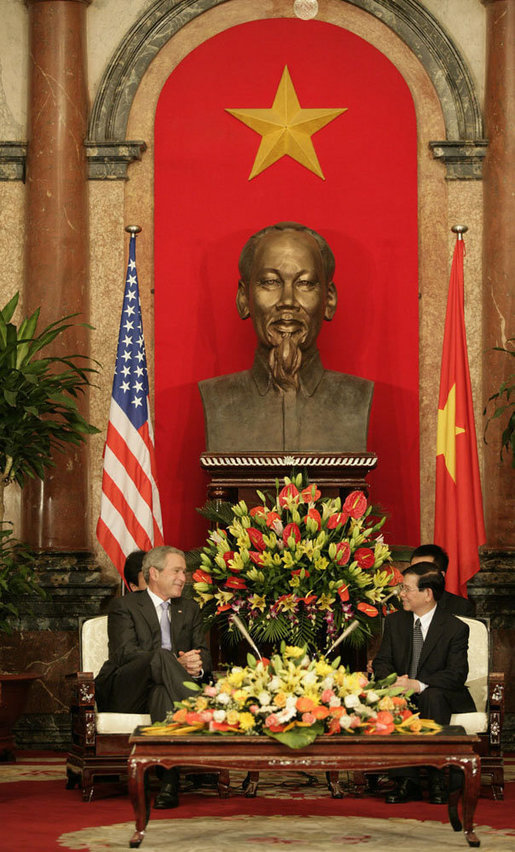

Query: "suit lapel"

xmin=398 ymin=611 xmax=414 ymax=674
xmin=418 ymin=605 xmax=445 ymax=670
xmin=137 ymin=589 xmax=161 ymax=646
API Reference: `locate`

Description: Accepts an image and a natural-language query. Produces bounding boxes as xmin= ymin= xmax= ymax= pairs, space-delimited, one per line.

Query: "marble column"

xmin=481 ymin=0 xmax=515 ymax=547
xmin=23 ymin=0 xmax=92 ymax=551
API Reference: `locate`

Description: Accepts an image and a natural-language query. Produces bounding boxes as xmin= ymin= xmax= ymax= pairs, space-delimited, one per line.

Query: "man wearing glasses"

xmin=372 ymin=561 xmax=475 ymax=804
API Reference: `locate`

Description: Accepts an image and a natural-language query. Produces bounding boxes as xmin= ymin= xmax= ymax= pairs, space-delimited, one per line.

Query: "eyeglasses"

xmin=399 ymin=584 xmax=419 ymax=594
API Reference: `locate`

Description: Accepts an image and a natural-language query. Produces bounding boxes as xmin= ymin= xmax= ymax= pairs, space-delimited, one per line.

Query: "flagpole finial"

xmin=451 ymin=225 xmax=468 ymax=240
xmin=125 ymin=225 xmax=142 ymax=235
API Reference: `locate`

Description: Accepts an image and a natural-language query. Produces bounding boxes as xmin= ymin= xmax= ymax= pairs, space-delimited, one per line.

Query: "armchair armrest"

xmin=66 ymin=672 xmax=97 ymax=748
xmin=488 ymin=672 xmax=504 ymax=748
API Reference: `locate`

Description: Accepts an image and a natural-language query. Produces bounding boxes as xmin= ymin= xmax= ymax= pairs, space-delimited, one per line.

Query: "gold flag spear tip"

xmin=451 ymin=225 xmax=468 ymax=240
xmin=125 ymin=225 xmax=142 ymax=235
xmin=230 ymin=614 xmax=263 ymax=660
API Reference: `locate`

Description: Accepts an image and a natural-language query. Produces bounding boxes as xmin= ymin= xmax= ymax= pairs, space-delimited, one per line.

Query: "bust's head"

xmin=236 ymin=223 xmax=338 ymax=388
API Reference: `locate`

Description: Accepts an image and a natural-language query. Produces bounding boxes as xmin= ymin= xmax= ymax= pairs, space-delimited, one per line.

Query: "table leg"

xmin=128 ymin=760 xmax=149 ymax=848
xmin=218 ymin=769 xmax=230 ymax=798
xmin=461 ymin=759 xmax=481 ymax=847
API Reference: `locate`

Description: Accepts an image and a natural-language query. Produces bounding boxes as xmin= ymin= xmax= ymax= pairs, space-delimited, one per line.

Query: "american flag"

xmin=96 ymin=231 xmax=164 ymax=577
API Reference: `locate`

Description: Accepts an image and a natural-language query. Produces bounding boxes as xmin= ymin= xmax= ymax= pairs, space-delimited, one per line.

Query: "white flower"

xmin=213 ymin=709 xmax=226 ymax=722
xmin=366 ymin=691 xmax=379 ymax=704
xmin=258 ymin=691 xmax=272 ymax=706
xmin=302 ymin=671 xmax=317 ymax=687
xmin=278 ymin=707 xmax=297 ymax=723
xmin=329 ymin=696 xmax=342 ymax=707
xmin=344 ymin=694 xmax=360 ymax=709
xmin=322 ymin=676 xmax=334 ymax=689
xmin=285 ymin=695 xmax=297 ymax=710
xmin=216 ymin=693 xmax=230 ymax=705
xmin=339 ymin=714 xmax=352 ymax=730
xmin=268 ymin=676 xmax=283 ymax=691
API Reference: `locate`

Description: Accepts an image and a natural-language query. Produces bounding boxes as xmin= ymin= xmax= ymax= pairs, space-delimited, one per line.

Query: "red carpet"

xmin=2 ymin=753 xmax=514 ymax=851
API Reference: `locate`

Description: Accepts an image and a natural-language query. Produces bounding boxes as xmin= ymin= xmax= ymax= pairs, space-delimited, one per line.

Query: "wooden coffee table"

xmin=127 ymin=729 xmax=481 ymax=848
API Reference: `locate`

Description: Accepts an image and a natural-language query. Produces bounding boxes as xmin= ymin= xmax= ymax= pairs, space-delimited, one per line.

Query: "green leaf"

xmin=265 ymin=721 xmax=324 ymax=749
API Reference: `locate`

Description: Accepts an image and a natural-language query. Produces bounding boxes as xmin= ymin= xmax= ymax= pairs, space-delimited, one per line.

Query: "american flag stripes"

xmin=96 ymin=231 xmax=164 ymax=577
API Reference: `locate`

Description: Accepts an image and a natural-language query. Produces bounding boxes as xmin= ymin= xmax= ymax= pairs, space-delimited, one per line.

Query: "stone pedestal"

xmin=200 ymin=451 xmax=378 ymax=507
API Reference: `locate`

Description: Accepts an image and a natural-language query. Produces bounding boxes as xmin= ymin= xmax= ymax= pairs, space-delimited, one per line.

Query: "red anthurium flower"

xmin=343 ymin=490 xmax=368 ymax=519
xmin=292 ymin=568 xmax=310 ymax=578
xmin=250 ymin=505 xmax=267 ymax=517
xmin=354 ymin=547 xmax=375 ymax=570
xmin=222 ymin=550 xmax=235 ymax=565
xmin=216 ymin=604 xmax=232 ymax=613
xmin=335 ymin=542 xmax=351 ymax=566
xmin=300 ymin=594 xmax=317 ymax=604
xmin=225 ymin=576 xmax=247 ymax=590
xmin=247 ymin=527 xmax=266 ymax=551
xmin=249 ymin=551 xmax=264 ymax=566
xmin=387 ymin=566 xmax=404 ymax=586
xmin=278 ymin=482 xmax=299 ymax=506
xmin=283 ymin=522 xmax=301 ymax=546
xmin=337 ymin=584 xmax=350 ymax=602
xmin=301 ymin=484 xmax=321 ymax=502
xmin=265 ymin=511 xmax=281 ymax=528
xmin=327 ymin=511 xmax=348 ymax=529
xmin=357 ymin=602 xmax=379 ymax=617
xmin=192 ymin=569 xmax=213 ymax=584
xmin=304 ymin=508 xmax=322 ymax=529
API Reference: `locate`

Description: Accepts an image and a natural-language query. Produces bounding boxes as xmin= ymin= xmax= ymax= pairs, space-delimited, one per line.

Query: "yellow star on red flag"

xmin=226 ymin=66 xmax=347 ymax=180
xmin=436 ymin=383 xmax=466 ymax=483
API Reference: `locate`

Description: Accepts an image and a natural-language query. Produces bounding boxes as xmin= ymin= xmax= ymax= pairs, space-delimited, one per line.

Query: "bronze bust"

xmin=199 ymin=222 xmax=373 ymax=453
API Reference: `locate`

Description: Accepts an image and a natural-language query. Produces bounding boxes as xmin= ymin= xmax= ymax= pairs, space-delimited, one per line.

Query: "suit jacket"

xmin=372 ymin=605 xmax=475 ymax=714
xmin=199 ymin=349 xmax=373 ymax=452
xmin=439 ymin=589 xmax=475 ymax=617
xmin=95 ymin=590 xmax=212 ymax=708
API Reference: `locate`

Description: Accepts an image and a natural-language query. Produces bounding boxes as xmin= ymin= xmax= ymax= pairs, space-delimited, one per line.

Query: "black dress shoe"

xmin=154 ymin=782 xmax=179 ymax=809
xmin=429 ymin=776 xmax=448 ymax=804
xmin=385 ymin=778 xmax=423 ymax=804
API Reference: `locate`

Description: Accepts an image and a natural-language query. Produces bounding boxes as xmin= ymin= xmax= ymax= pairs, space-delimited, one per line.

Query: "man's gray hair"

xmin=142 ymin=545 xmax=185 ymax=582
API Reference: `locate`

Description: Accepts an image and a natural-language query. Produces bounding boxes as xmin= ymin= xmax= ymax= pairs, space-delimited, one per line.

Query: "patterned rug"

xmin=3 ymin=753 xmax=514 ymax=851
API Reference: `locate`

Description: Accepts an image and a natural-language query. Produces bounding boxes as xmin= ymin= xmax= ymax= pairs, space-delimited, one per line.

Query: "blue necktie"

xmin=409 ymin=617 xmax=423 ymax=678
xmin=159 ymin=600 xmax=172 ymax=650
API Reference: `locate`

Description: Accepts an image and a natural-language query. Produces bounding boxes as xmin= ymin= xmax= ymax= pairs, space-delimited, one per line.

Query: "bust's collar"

xmin=251 ymin=348 xmax=324 ymax=397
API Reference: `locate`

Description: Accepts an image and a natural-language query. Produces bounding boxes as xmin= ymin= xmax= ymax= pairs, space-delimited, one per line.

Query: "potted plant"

xmin=0 ymin=292 xmax=99 ymax=755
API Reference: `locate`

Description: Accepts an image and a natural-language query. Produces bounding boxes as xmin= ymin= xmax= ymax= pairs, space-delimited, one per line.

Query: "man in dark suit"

xmin=123 ymin=549 xmax=147 ymax=592
xmin=410 ymin=544 xmax=475 ymax=616
xmin=373 ymin=561 xmax=475 ymax=804
xmin=95 ymin=545 xmax=212 ymax=808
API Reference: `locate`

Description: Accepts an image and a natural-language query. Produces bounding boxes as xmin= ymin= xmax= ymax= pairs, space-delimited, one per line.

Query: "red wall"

xmin=154 ymin=19 xmax=419 ymax=551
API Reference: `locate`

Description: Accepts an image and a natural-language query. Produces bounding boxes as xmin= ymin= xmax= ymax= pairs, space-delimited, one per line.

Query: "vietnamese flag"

xmin=434 ymin=232 xmax=486 ymax=596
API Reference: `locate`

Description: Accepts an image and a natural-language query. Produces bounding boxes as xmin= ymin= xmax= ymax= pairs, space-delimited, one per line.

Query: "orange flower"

xmin=173 ymin=708 xmax=188 ymax=723
xmin=329 ymin=706 xmax=346 ymax=718
xmin=301 ymin=484 xmax=321 ymax=502
xmin=357 ymin=602 xmax=379 ymax=617
xmin=192 ymin=569 xmax=212 ymax=584
xmin=312 ymin=705 xmax=330 ymax=720
xmin=296 ymin=696 xmax=316 ymax=713
xmin=337 ymin=584 xmax=350 ymax=602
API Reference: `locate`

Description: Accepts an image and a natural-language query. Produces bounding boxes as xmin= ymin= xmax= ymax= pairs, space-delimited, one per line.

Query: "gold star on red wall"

xmin=226 ymin=66 xmax=347 ymax=180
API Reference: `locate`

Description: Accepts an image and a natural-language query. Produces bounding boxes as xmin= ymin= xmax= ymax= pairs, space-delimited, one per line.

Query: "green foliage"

xmin=483 ymin=338 xmax=514 ymax=468
xmin=0 ymin=292 xmax=99 ymax=494
xmin=0 ymin=523 xmax=44 ymax=632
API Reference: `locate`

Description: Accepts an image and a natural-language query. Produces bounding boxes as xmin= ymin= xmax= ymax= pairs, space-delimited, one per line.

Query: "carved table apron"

xmin=127 ymin=730 xmax=481 ymax=848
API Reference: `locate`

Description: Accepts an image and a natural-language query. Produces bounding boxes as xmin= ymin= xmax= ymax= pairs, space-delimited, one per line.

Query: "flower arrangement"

xmin=192 ymin=475 xmax=402 ymax=652
xmin=143 ymin=646 xmax=441 ymax=749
